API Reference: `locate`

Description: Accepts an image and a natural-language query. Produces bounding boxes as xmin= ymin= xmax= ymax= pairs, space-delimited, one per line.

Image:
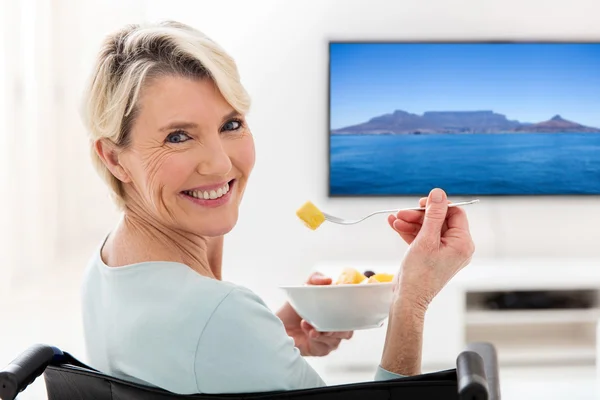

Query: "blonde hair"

xmin=81 ymin=20 xmax=251 ymax=208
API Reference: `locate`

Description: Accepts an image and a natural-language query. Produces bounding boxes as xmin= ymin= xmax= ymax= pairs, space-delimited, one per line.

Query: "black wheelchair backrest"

xmin=0 ymin=343 xmax=500 ymax=400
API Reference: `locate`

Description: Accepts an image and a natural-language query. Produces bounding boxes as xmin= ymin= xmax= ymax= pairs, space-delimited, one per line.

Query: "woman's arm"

xmin=380 ymin=295 xmax=427 ymax=375
xmin=380 ymin=188 xmax=474 ymax=376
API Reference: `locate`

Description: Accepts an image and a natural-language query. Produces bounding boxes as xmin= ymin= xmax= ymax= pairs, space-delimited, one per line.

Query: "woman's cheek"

xmin=145 ymin=151 xmax=194 ymax=195
xmin=230 ymin=134 xmax=256 ymax=173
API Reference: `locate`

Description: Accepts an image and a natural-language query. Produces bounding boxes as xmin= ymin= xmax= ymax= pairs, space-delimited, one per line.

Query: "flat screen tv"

xmin=328 ymin=42 xmax=600 ymax=196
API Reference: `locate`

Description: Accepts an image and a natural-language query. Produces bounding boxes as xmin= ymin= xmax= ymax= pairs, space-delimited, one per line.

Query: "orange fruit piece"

xmin=371 ymin=273 xmax=394 ymax=283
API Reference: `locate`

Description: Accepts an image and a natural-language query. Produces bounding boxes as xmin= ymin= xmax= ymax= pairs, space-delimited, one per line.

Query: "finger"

xmin=418 ymin=188 xmax=449 ymax=239
xmin=393 ymin=218 xmax=421 ymax=234
xmin=445 ymin=205 xmax=470 ymax=232
xmin=395 ymin=209 xmax=425 ymax=224
xmin=301 ymin=320 xmax=320 ymax=338
xmin=421 ymin=196 xmax=453 ymax=209
xmin=389 ymin=214 xmax=420 ymax=244
xmin=392 ymin=219 xmax=420 ymax=244
xmin=327 ymin=331 xmax=353 ymax=340
xmin=311 ymin=335 xmax=343 ymax=348
xmin=442 ymin=219 xmax=449 ymax=235
xmin=307 ymin=271 xmax=332 ymax=286
xmin=395 ymin=194 xmax=453 ymax=241
xmin=310 ymin=330 xmax=353 ymax=340
xmin=307 ymin=341 xmax=333 ymax=357
xmin=387 ymin=214 xmax=397 ymax=230
xmin=392 ymin=210 xmax=425 ymax=244
xmin=437 ymin=202 xmax=451 ymax=235
xmin=301 ymin=320 xmax=332 ymax=339
xmin=306 ymin=328 xmax=320 ymax=339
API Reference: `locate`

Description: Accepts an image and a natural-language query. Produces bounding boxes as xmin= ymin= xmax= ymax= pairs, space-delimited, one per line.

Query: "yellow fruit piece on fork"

xmin=335 ymin=268 xmax=366 ymax=284
xmin=296 ymin=201 xmax=326 ymax=230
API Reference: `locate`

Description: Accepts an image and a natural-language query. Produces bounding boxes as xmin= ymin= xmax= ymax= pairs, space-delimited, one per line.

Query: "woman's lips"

xmin=180 ymin=180 xmax=235 ymax=207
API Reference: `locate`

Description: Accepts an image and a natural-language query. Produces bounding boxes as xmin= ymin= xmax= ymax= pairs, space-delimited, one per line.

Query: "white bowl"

xmin=279 ymin=282 xmax=395 ymax=332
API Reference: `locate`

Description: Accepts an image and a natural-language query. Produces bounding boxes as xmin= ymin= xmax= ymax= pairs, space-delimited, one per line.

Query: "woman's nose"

xmin=196 ymin=137 xmax=233 ymax=177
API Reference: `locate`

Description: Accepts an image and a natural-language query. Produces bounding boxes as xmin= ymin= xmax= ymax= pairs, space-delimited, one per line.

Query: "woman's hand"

xmin=380 ymin=188 xmax=474 ymax=376
xmin=277 ymin=272 xmax=353 ymax=357
xmin=387 ymin=188 xmax=475 ymax=309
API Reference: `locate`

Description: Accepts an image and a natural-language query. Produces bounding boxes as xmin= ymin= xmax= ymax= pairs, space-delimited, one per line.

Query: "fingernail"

xmin=431 ymin=188 xmax=443 ymax=203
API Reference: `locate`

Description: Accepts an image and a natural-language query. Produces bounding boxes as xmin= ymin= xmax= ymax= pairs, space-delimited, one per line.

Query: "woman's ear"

xmin=94 ymin=139 xmax=132 ymax=183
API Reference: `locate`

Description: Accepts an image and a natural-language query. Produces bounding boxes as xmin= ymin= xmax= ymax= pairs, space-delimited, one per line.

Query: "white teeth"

xmin=185 ymin=182 xmax=231 ymax=200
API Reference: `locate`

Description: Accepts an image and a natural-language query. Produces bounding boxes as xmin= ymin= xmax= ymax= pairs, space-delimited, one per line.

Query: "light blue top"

xmin=81 ymin=240 xmax=402 ymax=395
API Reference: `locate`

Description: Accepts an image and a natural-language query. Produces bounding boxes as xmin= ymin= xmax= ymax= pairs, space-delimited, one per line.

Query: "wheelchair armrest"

xmin=0 ymin=344 xmax=56 ymax=400
xmin=465 ymin=342 xmax=500 ymax=399
xmin=457 ymin=342 xmax=501 ymax=400
xmin=457 ymin=350 xmax=488 ymax=399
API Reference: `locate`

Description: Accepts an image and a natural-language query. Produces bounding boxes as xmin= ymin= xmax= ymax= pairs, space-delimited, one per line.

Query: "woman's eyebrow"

xmin=159 ymin=122 xmax=199 ymax=132
xmin=159 ymin=110 xmax=241 ymax=132
xmin=222 ymin=110 xmax=241 ymax=122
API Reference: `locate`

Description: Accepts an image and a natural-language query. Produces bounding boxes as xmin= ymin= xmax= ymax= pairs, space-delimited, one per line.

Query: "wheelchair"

xmin=0 ymin=341 xmax=500 ymax=400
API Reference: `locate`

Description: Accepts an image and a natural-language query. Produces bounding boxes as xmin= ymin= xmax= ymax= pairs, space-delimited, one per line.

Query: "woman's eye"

xmin=222 ymin=120 xmax=242 ymax=132
xmin=166 ymin=131 xmax=191 ymax=144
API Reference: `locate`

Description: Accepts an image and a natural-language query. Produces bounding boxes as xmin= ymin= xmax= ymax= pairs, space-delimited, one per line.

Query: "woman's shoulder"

xmin=80 ymin=237 xmax=252 ymax=329
xmin=83 ymin=247 xmax=240 ymax=305
xmin=81 ymin=234 xmax=276 ymax=339
xmin=85 ymin=236 xmax=232 ymax=283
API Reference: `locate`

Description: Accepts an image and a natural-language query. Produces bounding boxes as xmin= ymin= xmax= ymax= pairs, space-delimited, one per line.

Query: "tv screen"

xmin=328 ymin=42 xmax=600 ymax=196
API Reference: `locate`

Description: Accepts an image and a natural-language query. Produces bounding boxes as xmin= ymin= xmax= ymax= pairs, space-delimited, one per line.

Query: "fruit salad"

xmin=334 ymin=268 xmax=394 ymax=284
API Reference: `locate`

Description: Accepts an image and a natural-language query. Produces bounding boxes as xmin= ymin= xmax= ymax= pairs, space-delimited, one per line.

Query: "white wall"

xmin=140 ymin=0 xmax=600 ymax=307
xmin=2 ymin=0 xmax=600 ymax=386
xmin=50 ymin=0 xmax=146 ymax=259
xmin=18 ymin=0 xmax=600 ymax=303
xmin=0 ymin=0 xmax=56 ymax=289
xmin=0 ymin=0 xmax=10 ymax=294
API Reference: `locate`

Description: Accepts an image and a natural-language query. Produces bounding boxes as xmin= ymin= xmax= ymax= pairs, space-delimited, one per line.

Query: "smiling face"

xmin=114 ymin=75 xmax=255 ymax=237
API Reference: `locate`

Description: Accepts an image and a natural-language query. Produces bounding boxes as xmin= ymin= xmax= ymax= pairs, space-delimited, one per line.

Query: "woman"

xmin=80 ymin=20 xmax=475 ymax=395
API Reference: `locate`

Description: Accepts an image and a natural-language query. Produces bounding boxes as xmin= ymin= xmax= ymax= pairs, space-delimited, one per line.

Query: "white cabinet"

xmin=314 ymin=258 xmax=600 ymax=374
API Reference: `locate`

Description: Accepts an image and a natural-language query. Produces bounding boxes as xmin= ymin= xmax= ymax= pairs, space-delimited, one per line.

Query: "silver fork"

xmin=322 ymin=199 xmax=480 ymax=225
